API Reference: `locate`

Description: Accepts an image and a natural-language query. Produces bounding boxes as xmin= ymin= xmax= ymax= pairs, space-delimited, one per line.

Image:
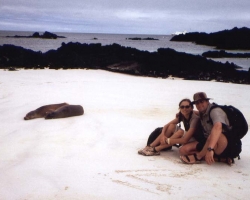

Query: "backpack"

xmin=208 ymin=103 xmax=248 ymax=160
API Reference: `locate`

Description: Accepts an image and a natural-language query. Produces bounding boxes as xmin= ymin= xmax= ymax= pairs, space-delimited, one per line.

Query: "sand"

xmin=0 ymin=69 xmax=249 ymax=199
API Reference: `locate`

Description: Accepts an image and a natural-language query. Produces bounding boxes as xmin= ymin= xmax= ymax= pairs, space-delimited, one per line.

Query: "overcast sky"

xmin=1 ymin=0 xmax=250 ymax=35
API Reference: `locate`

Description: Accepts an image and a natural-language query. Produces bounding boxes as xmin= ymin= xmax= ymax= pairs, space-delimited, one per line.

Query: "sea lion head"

xmin=24 ymin=111 xmax=36 ymax=120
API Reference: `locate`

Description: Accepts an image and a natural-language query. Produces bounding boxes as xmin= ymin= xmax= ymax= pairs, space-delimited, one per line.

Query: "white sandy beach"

xmin=0 ymin=69 xmax=249 ymax=200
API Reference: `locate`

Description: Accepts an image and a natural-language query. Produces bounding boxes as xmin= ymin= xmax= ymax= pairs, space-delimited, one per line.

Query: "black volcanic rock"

xmin=32 ymin=32 xmax=40 ymax=37
xmin=171 ymin=27 xmax=250 ymax=50
xmin=0 ymin=42 xmax=249 ymax=84
xmin=41 ymin=31 xmax=57 ymax=39
xmin=126 ymin=37 xmax=158 ymax=40
xmin=0 ymin=44 xmax=44 ymax=68
xmin=6 ymin=31 xmax=66 ymax=39
xmin=202 ymin=50 xmax=250 ymax=58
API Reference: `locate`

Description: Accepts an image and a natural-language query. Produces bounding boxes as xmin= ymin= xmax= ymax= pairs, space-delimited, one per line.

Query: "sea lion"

xmin=24 ymin=103 xmax=68 ymax=120
xmin=45 ymin=105 xmax=84 ymax=119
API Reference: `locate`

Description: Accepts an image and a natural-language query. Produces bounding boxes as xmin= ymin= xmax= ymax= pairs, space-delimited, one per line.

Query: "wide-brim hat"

xmin=192 ymin=92 xmax=212 ymax=103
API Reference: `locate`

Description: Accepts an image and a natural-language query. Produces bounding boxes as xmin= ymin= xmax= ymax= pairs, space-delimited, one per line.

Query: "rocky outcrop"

xmin=126 ymin=37 xmax=158 ymax=40
xmin=0 ymin=42 xmax=249 ymax=84
xmin=6 ymin=31 xmax=66 ymax=39
xmin=106 ymin=61 xmax=141 ymax=75
xmin=202 ymin=50 xmax=250 ymax=58
xmin=0 ymin=45 xmax=44 ymax=68
xmin=171 ymin=27 xmax=250 ymax=50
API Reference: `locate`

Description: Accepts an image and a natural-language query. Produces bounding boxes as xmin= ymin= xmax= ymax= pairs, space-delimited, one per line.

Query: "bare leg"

xmin=140 ymin=125 xmax=184 ymax=156
xmin=150 ymin=124 xmax=176 ymax=147
xmin=155 ymin=129 xmax=184 ymax=151
xmin=179 ymin=141 xmax=199 ymax=156
xmin=196 ymin=133 xmax=228 ymax=160
xmin=180 ymin=133 xmax=229 ymax=164
xmin=214 ymin=134 xmax=228 ymax=155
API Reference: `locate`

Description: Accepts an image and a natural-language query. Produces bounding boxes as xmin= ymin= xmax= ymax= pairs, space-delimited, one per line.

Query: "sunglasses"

xmin=180 ymin=105 xmax=191 ymax=109
xmin=194 ymin=99 xmax=205 ymax=105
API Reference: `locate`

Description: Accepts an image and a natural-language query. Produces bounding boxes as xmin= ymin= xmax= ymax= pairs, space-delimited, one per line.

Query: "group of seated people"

xmin=138 ymin=92 xmax=237 ymax=166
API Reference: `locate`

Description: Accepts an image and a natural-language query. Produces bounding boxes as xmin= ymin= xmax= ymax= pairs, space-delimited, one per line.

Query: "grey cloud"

xmin=0 ymin=0 xmax=250 ymax=34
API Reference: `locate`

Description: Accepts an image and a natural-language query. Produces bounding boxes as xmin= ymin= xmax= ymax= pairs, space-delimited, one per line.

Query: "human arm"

xmin=166 ymin=127 xmax=196 ymax=145
xmin=161 ymin=117 xmax=179 ymax=134
xmin=149 ymin=117 xmax=179 ymax=148
xmin=205 ymin=122 xmax=222 ymax=165
xmin=205 ymin=108 xmax=228 ymax=165
xmin=165 ymin=113 xmax=200 ymax=145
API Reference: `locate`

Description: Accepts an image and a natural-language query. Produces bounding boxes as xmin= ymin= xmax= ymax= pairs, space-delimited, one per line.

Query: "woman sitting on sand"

xmin=138 ymin=98 xmax=203 ymax=156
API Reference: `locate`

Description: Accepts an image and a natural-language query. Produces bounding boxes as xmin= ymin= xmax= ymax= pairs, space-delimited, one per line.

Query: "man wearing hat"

xmin=180 ymin=92 xmax=231 ymax=165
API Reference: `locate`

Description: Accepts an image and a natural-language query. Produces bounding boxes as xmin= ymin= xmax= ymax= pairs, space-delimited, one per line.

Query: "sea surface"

xmin=0 ymin=30 xmax=250 ymax=70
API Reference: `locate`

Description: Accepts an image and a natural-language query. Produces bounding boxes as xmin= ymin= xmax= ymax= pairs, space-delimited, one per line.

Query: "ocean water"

xmin=0 ymin=31 xmax=249 ymax=70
